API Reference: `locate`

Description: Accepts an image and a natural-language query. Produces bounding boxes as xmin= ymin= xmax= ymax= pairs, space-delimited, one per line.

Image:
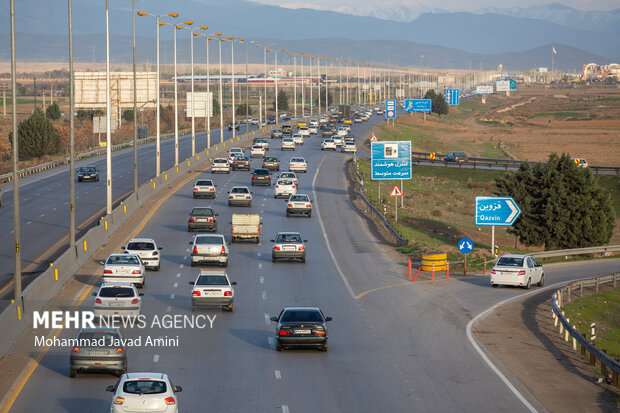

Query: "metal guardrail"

xmin=530 ymin=245 xmax=620 ymax=259
xmin=351 ymin=158 xmax=408 ymax=247
xmin=551 ymin=273 xmax=620 ymax=387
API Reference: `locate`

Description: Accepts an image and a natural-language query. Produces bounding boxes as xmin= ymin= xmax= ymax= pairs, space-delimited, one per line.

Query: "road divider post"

xmin=446 ymin=262 xmax=449 ymax=279
xmin=431 ymin=263 xmax=435 ymax=281
xmin=412 ymin=267 xmax=421 ymax=282
xmin=408 ymin=259 xmax=411 ymax=279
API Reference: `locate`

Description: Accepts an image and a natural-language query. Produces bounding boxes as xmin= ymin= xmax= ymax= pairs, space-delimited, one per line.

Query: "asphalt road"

xmin=0 ymin=123 xmax=262 ymax=296
xmin=5 ymin=113 xmax=620 ymax=412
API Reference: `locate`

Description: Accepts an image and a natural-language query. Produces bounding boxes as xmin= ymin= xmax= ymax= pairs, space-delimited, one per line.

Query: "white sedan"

xmin=279 ymin=171 xmax=298 ymax=185
xmin=490 ymin=254 xmax=544 ymax=289
xmin=274 ymin=178 xmax=297 ymax=198
xmin=250 ymin=145 xmax=266 ymax=158
xmin=289 ymin=157 xmax=307 ymax=173
xmin=291 ymin=133 xmax=304 ymax=145
xmin=211 ymin=158 xmax=230 ymax=174
xmin=122 ymin=238 xmax=162 ymax=271
xmin=308 ymin=125 xmax=318 ymax=135
xmin=298 ymin=127 xmax=310 ymax=137
xmin=102 ymin=254 xmax=145 ymax=288
xmin=321 ymin=139 xmax=337 ymax=151
xmin=93 ymin=282 xmax=143 ymax=320
xmin=106 ymin=372 xmax=182 ymax=413
xmin=281 ymin=138 xmax=295 ymax=151
xmin=341 ymin=141 xmax=357 ymax=153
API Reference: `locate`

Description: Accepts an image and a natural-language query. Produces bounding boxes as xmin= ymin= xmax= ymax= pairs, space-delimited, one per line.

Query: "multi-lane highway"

xmin=4 ymin=113 xmax=619 ymax=412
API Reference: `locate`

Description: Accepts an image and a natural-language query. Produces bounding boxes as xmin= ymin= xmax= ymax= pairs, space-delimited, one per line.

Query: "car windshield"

xmin=283 ymin=139 xmax=293 ymax=142
xmin=107 ymin=256 xmax=140 ymax=265
xmin=126 ymin=242 xmax=155 ymax=251
xmin=231 ymin=187 xmax=249 ymax=194
xmin=123 ymin=380 xmax=167 ymax=395
xmin=278 ymin=180 xmax=293 ymax=186
xmin=252 ymin=146 xmax=262 ymax=150
xmin=280 ymin=310 xmax=323 ymax=323
xmin=496 ymin=257 xmax=525 ymax=267
xmin=77 ymin=331 xmax=120 ymax=346
xmin=214 ymin=159 xmax=227 ymax=163
xmin=290 ymin=195 xmax=308 ymax=202
xmin=281 ymin=173 xmax=294 ymax=178
xmin=195 ymin=236 xmax=223 ymax=245
xmin=191 ymin=208 xmax=214 ymax=217
xmin=276 ymin=233 xmax=302 ymax=243
xmin=196 ymin=180 xmax=213 ymax=186
xmin=291 ymin=158 xmax=304 ymax=163
xmin=196 ymin=275 xmax=229 ymax=286
xmin=99 ymin=287 xmax=135 ymax=298
xmin=80 ymin=167 xmax=96 ymax=172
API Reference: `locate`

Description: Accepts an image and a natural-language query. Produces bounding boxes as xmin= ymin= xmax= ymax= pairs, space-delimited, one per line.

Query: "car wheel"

xmin=272 ymin=257 xmax=277 ymax=263
xmin=192 ymin=305 xmax=196 ymax=312
xmin=221 ymin=261 xmax=228 ymax=268
xmin=301 ymin=256 xmax=306 ymax=263
xmin=96 ymin=177 xmax=99 ymax=182
xmin=231 ymin=237 xmax=236 ymax=243
xmin=137 ymin=283 xmax=143 ymax=289
xmin=248 ymin=202 xmax=252 ymax=207
xmin=69 ymin=369 xmax=77 ymax=378
xmin=307 ymin=211 xmax=312 ymax=217
xmin=538 ymin=274 xmax=545 ymax=287
xmin=524 ymin=278 xmax=531 ymax=289
xmin=491 ymin=284 xmax=499 ymax=288
xmin=190 ymin=261 xmax=196 ymax=267
xmin=319 ymin=344 xmax=328 ymax=352
xmin=154 ymin=264 xmax=160 ymax=272
xmin=227 ymin=302 xmax=234 ymax=312
xmin=193 ymin=194 xmax=197 ymax=199
xmin=286 ymin=211 xmax=290 ymax=217
xmin=276 ymin=342 xmax=283 ymax=351
xmin=77 ymin=178 xmax=82 ymax=182
xmin=188 ymin=227 xmax=192 ymax=232
xmin=255 ymin=237 xmax=260 ymax=243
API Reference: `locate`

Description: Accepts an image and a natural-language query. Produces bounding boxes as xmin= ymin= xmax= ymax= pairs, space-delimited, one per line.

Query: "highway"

xmin=4 ymin=113 xmax=620 ymax=412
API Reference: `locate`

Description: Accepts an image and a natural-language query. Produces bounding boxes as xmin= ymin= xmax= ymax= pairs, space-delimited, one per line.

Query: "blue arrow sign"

xmin=475 ymin=196 xmax=522 ymax=226
xmin=446 ymin=89 xmax=460 ymax=106
xmin=509 ymin=80 xmax=517 ymax=90
xmin=405 ymin=99 xmax=432 ymax=112
xmin=385 ymin=100 xmax=396 ymax=119
xmin=458 ymin=237 xmax=474 ymax=254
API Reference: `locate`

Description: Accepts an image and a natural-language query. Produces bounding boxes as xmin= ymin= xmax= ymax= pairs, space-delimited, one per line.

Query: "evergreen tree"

xmin=122 ymin=109 xmax=134 ymax=122
xmin=9 ymin=107 xmax=62 ymax=160
xmin=212 ymin=96 xmax=220 ymax=116
xmin=423 ymin=89 xmax=449 ymax=116
xmin=236 ymin=103 xmax=253 ymax=116
xmin=46 ymin=102 xmax=62 ymax=120
xmin=495 ymin=153 xmax=615 ymax=250
xmin=277 ymin=90 xmax=289 ymax=111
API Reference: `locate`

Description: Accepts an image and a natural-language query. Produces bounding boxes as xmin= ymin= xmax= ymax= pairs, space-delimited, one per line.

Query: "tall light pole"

xmin=357 ymin=62 xmax=361 ymax=108
xmin=138 ymin=10 xmax=178 ymax=177
xmin=230 ymin=37 xmax=238 ymax=140
xmin=243 ymin=39 xmax=252 ymax=135
xmin=300 ymin=54 xmax=305 ymax=117
xmin=339 ymin=59 xmax=342 ymax=105
xmin=204 ymin=33 xmax=212 ymax=148
xmin=345 ymin=60 xmax=349 ymax=105
xmin=161 ymin=21 xmax=181 ymax=165
xmin=310 ymin=56 xmax=316 ymax=117
xmin=68 ymin=0 xmax=76 ymax=247
xmin=214 ymin=32 xmax=225 ymax=144
xmin=179 ymin=21 xmax=198 ymax=156
xmin=106 ymin=1 xmax=112 ymax=211
xmin=130 ymin=0 xmax=138 ymax=193
xmin=317 ymin=56 xmax=321 ymax=116
xmin=291 ymin=53 xmax=297 ymax=119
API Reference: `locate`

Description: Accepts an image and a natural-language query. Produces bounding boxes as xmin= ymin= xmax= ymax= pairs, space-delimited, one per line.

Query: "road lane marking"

xmin=267 ymin=337 xmax=274 ymax=348
xmin=153 ymin=355 xmax=160 ymax=363
xmin=180 ymin=264 xmax=184 ymax=269
xmin=52 ymin=208 xmax=56 ymax=211
xmin=26 ymin=221 xmax=31 ymax=225
xmin=170 ymin=294 xmax=175 ymax=300
xmin=257 ymin=252 xmax=261 ymax=257
xmin=173 ymin=283 xmax=178 ymax=288
xmin=260 ymin=276 xmax=264 ymax=284
xmin=176 ymin=273 xmax=181 ymax=278
xmin=183 ymin=256 xmax=187 ymax=260
xmin=264 ymin=313 xmax=271 ymax=325
xmin=282 ymin=405 xmax=289 ymax=413
xmin=39 ymin=214 xmax=45 ymax=217
xmin=185 ymin=248 xmax=190 ymax=252
xmin=262 ymin=291 xmax=267 ymax=300
xmin=275 ymin=370 xmax=281 ymax=379
xmin=258 ymin=263 xmax=262 ymax=269
xmin=166 ymin=306 xmax=172 ymax=312
xmin=311 ymin=155 xmax=356 ymax=299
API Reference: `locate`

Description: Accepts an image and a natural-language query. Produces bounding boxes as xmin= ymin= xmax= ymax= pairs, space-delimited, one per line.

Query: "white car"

xmin=192 ymin=179 xmax=217 ymax=199
xmin=102 ymin=254 xmax=145 ymax=288
xmin=123 ymin=238 xmax=162 ymax=271
xmin=321 ymin=139 xmax=337 ymax=151
xmin=250 ymin=145 xmax=266 ymax=158
xmin=253 ymin=138 xmax=270 ymax=151
xmin=291 ymin=133 xmax=304 ymax=145
xmin=228 ymin=186 xmax=252 ymax=207
xmin=281 ymin=138 xmax=295 ymax=151
xmin=286 ymin=194 xmax=312 ymax=217
xmin=331 ymin=135 xmax=344 ymax=147
xmin=309 ymin=118 xmax=319 ymax=126
xmin=279 ymin=112 xmax=287 ymax=118
xmin=93 ymin=282 xmax=143 ymax=320
xmin=279 ymin=171 xmax=298 ymax=185
xmin=190 ymin=269 xmax=236 ymax=312
xmin=490 ymin=254 xmax=544 ymax=289
xmin=250 ymin=118 xmax=259 ymax=125
xmin=341 ymin=141 xmax=357 ymax=153
xmin=106 ymin=372 xmax=182 ymax=413
xmin=190 ymin=234 xmax=229 ymax=267
xmin=337 ymin=127 xmax=348 ymax=136
xmin=289 ymin=157 xmax=307 ymax=173
xmin=308 ymin=125 xmax=318 ymax=135
xmin=211 ymin=158 xmax=230 ymax=174
xmin=298 ymin=127 xmax=310 ymax=137
xmin=228 ymin=148 xmax=244 ymax=163
xmin=319 ymin=116 xmax=327 ymax=123
xmin=274 ymin=178 xmax=297 ymax=198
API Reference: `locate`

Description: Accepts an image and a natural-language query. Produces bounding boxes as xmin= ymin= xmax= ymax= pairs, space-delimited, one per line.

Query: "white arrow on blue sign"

xmin=458 ymin=237 xmax=474 ymax=254
xmin=475 ymin=196 xmax=522 ymax=226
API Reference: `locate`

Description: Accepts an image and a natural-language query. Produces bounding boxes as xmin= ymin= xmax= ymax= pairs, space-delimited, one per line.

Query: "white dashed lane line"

xmin=258 ymin=263 xmax=262 ymax=269
xmin=173 ymin=283 xmax=178 ymax=288
xmin=257 ymin=252 xmax=261 ymax=257
xmin=39 ymin=214 xmax=45 ymax=217
xmin=176 ymin=273 xmax=181 ymax=278
xmin=170 ymin=294 xmax=175 ymax=300
xmin=183 ymin=256 xmax=187 ymax=260
xmin=153 ymin=355 xmax=160 ymax=363
xmin=267 ymin=337 xmax=275 ymax=348
xmin=260 ymin=276 xmax=264 ymax=284
xmin=166 ymin=306 xmax=172 ymax=312
xmin=264 ymin=313 xmax=270 ymax=326
xmin=281 ymin=405 xmax=289 ymax=413
xmin=180 ymin=264 xmax=184 ymax=269
xmin=262 ymin=291 xmax=267 ymax=300
xmin=275 ymin=370 xmax=281 ymax=380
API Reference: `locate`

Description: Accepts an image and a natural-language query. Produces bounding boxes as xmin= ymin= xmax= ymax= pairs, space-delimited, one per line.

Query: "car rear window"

xmin=191 ymin=208 xmax=214 ymax=217
xmin=196 ymin=180 xmax=213 ymax=186
xmin=231 ymin=187 xmax=249 ymax=193
xmin=291 ymin=158 xmax=304 ymax=162
xmin=280 ymin=310 xmax=323 ymax=323
xmin=289 ymin=195 xmax=308 ymax=202
xmin=254 ymin=170 xmax=269 ymax=175
xmin=107 ymin=256 xmax=140 ymax=265
xmin=77 ymin=330 xmax=120 ymax=345
xmin=195 ymin=236 xmax=223 ymax=245
xmin=214 ymin=159 xmax=227 ymax=163
xmin=278 ymin=180 xmax=293 ymax=186
xmin=123 ymin=380 xmax=167 ymax=395
xmin=81 ymin=167 xmax=96 ymax=172
xmin=99 ymin=287 xmax=135 ymax=298
xmin=196 ymin=275 xmax=229 ymax=285
xmin=126 ymin=242 xmax=155 ymax=251
xmin=276 ymin=234 xmax=302 ymax=243
xmin=496 ymin=257 xmax=525 ymax=267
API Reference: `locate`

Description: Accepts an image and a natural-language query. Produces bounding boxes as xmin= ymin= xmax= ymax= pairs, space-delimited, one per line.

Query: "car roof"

xmin=123 ymin=372 xmax=167 ymax=380
xmin=282 ymin=306 xmax=321 ymax=312
xmin=276 ymin=231 xmax=302 ymax=235
xmin=100 ymin=282 xmax=135 ymax=288
xmin=498 ymin=254 xmax=531 ymax=259
xmin=108 ymin=253 xmax=139 ymax=258
xmin=127 ymin=238 xmax=156 ymax=243
xmin=195 ymin=233 xmax=224 ymax=239
xmin=231 ymin=186 xmax=250 ymax=189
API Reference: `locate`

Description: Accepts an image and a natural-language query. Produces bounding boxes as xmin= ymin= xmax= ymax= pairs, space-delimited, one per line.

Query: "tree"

xmin=316 ymin=88 xmax=334 ymax=107
xmin=46 ymin=102 xmax=62 ymax=120
xmin=212 ymin=96 xmax=220 ymax=116
xmin=424 ymin=89 xmax=448 ymax=116
xmin=236 ymin=103 xmax=253 ymax=116
xmin=277 ymin=90 xmax=289 ymax=111
xmin=122 ymin=109 xmax=134 ymax=122
xmin=495 ymin=153 xmax=615 ymax=250
xmin=9 ymin=107 xmax=62 ymax=160
xmin=17 ymin=83 xmax=28 ymax=96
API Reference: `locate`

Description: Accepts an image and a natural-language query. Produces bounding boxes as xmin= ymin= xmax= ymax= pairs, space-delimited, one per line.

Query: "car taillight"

xmin=103 ymin=270 xmax=112 ymax=274
xmin=275 ymin=185 xmax=279 ymax=188
xmin=131 ymin=298 xmax=139 ymax=304
xmin=278 ymin=330 xmax=290 ymax=336
xmin=192 ymin=291 xmax=201 ymax=296
xmin=72 ymin=346 xmax=80 ymax=353
xmin=189 ymin=217 xmax=195 ymax=222
xmin=518 ymin=270 xmax=526 ymax=276
xmin=165 ymin=397 xmax=176 ymax=405
xmin=114 ymin=397 xmax=125 ymax=405
xmin=193 ymin=188 xmax=198 ymax=191
xmin=306 ymin=204 xmax=312 ymax=208
xmin=287 ymin=203 xmax=293 ymax=207
xmin=220 ymin=246 xmax=226 ymax=255
xmin=193 ymin=246 xmax=198 ymax=254
xmin=95 ymin=298 xmax=102 ymax=304
xmin=252 ymin=176 xmax=257 ymax=179
xmin=209 ymin=217 xmax=214 ymax=222
xmin=131 ymin=270 xmax=141 ymax=274
xmin=292 ymin=185 xmax=295 ymax=188
xmin=298 ymin=246 xmax=304 ymax=251
xmin=224 ymin=291 xmax=232 ymax=296
xmin=273 ymin=246 xmax=280 ymax=251
xmin=314 ymin=331 xmax=326 ymax=335
xmin=490 ymin=269 xmax=496 ymax=274
xmin=116 ymin=347 xmax=125 ymax=354
xmin=123 ymin=251 xmax=129 ymax=254
xmin=210 ymin=188 xmax=214 ymax=191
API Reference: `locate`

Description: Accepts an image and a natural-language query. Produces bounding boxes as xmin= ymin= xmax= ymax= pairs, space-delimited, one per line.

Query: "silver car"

xmin=271 ymin=232 xmax=307 ymax=263
xmin=190 ymin=234 xmax=229 ymax=267
xmin=123 ymin=238 xmax=162 ymax=271
xmin=70 ymin=327 xmax=127 ymax=378
xmin=286 ymin=194 xmax=312 ymax=217
xmin=103 ymin=254 xmax=145 ymax=288
xmin=193 ymin=179 xmax=217 ymax=199
xmin=228 ymin=186 xmax=252 ymax=207
xmin=106 ymin=373 xmax=182 ymax=413
xmin=211 ymin=158 xmax=230 ymax=174
xmin=190 ymin=269 xmax=236 ymax=311
xmin=92 ymin=282 xmax=143 ymax=320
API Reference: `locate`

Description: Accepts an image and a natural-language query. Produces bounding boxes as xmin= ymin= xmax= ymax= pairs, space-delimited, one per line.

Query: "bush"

xmin=122 ymin=109 xmax=134 ymax=122
xmin=9 ymin=107 xmax=62 ymax=160
xmin=46 ymin=102 xmax=62 ymax=120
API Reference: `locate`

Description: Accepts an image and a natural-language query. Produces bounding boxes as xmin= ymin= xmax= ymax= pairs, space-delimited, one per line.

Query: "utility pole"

xmin=68 ymin=0 xmax=76 ymax=247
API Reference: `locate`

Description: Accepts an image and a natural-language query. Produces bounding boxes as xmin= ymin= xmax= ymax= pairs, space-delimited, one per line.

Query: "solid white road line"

xmin=282 ymin=405 xmax=289 ymax=413
xmin=311 ymin=155 xmax=356 ymax=299
xmin=262 ymin=291 xmax=267 ymax=300
xmin=166 ymin=306 xmax=172 ymax=312
xmin=264 ymin=313 xmax=271 ymax=326
xmin=258 ymin=263 xmax=262 ymax=269
xmin=257 ymin=252 xmax=261 ymax=257
xmin=275 ymin=370 xmax=281 ymax=379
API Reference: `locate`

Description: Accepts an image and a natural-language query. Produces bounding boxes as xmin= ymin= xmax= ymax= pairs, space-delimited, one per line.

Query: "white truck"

xmin=231 ymin=214 xmax=261 ymax=243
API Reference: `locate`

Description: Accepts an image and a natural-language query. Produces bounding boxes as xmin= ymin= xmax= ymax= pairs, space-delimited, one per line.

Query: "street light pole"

xmin=300 ymin=54 xmax=305 ymax=118
xmin=106 ymin=0 xmax=112 ymax=212
xmin=216 ymin=33 xmax=224 ymax=144
xmin=131 ymin=0 xmax=138 ymax=193
xmin=173 ymin=24 xmax=179 ymax=164
xmin=274 ymin=49 xmax=278 ymax=125
xmin=293 ymin=54 xmax=297 ymax=119
xmin=69 ymin=0 xmax=76 ymax=247
xmin=231 ymin=37 xmax=236 ymax=140
xmin=310 ymin=56 xmax=314 ymax=118
xmin=205 ymin=34 xmax=211 ymax=148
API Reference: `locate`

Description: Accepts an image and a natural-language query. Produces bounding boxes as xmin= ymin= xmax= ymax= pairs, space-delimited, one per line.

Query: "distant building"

xmin=582 ymin=63 xmax=619 ymax=79
xmin=538 ymin=67 xmax=548 ymax=73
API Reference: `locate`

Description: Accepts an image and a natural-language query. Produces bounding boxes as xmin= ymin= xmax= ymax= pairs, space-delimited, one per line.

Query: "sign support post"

xmin=400 ymin=178 xmax=404 ymax=208
xmin=475 ymin=196 xmax=522 ymax=257
xmin=491 ymin=225 xmax=495 ymax=257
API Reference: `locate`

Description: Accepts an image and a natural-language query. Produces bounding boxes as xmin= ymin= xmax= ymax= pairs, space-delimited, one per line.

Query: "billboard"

xmin=74 ymin=72 xmax=157 ymax=110
xmin=476 ymin=86 xmax=493 ymax=95
xmin=496 ymin=81 xmax=510 ymax=92
xmin=186 ymin=92 xmax=213 ymax=118
xmin=371 ymin=141 xmax=412 ymax=180
xmin=404 ymin=99 xmax=432 ymax=112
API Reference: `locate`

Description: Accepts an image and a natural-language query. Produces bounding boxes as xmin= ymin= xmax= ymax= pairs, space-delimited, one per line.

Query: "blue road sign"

xmin=475 ymin=196 xmax=522 ymax=226
xmin=371 ymin=141 xmax=412 ymax=180
xmin=385 ymin=99 xmax=396 ymax=119
xmin=458 ymin=237 xmax=474 ymax=254
xmin=509 ymin=80 xmax=517 ymax=90
xmin=405 ymin=99 xmax=432 ymax=112
xmin=446 ymin=89 xmax=460 ymax=106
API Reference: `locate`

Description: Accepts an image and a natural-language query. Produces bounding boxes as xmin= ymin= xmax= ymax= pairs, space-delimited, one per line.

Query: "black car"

xmin=251 ymin=168 xmax=271 ymax=186
xmin=188 ymin=207 xmax=218 ymax=232
xmin=271 ymin=129 xmax=283 ymax=139
xmin=231 ymin=156 xmax=250 ymax=171
xmin=262 ymin=156 xmax=280 ymax=172
xmin=444 ymin=151 xmax=468 ymax=162
xmin=77 ymin=166 xmax=99 ymax=182
xmin=271 ymin=307 xmax=331 ymax=352
xmin=227 ymin=121 xmax=240 ymax=131
xmin=267 ymin=115 xmax=276 ymax=124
